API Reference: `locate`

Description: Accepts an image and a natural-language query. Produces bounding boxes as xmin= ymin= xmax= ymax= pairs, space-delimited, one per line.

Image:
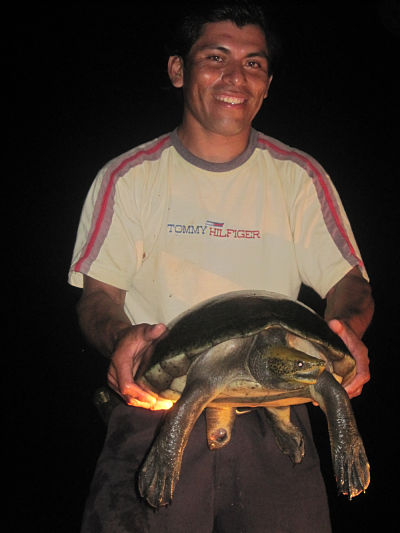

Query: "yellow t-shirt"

xmin=69 ymin=129 xmax=367 ymax=325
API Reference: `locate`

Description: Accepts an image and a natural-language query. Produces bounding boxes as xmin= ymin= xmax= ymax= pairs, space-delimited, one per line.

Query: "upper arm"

xmin=82 ymin=275 xmax=127 ymax=307
xmin=326 ymin=266 xmax=371 ymax=300
xmin=325 ymin=266 xmax=374 ymax=337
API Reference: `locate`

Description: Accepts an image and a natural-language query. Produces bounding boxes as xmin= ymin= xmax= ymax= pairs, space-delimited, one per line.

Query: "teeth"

xmin=216 ymin=95 xmax=245 ymax=104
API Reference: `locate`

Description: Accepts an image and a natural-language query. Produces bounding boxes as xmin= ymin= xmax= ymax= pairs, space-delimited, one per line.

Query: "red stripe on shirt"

xmin=258 ymin=136 xmax=363 ymax=268
xmin=74 ymin=135 xmax=170 ymax=273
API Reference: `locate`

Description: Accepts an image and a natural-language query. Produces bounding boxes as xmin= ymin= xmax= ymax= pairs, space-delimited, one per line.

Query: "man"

xmin=69 ymin=2 xmax=373 ymax=531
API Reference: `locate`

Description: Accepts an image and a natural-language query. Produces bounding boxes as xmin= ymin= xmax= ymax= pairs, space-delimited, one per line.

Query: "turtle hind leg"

xmin=206 ymin=407 xmax=236 ymax=450
xmin=264 ymin=406 xmax=305 ymax=464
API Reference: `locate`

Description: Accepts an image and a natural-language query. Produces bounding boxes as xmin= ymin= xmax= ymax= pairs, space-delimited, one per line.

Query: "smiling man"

xmin=70 ymin=2 xmax=373 ymax=532
xmin=169 ymin=21 xmax=273 ymax=161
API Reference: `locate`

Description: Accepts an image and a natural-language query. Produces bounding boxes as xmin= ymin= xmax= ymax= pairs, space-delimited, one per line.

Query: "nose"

xmin=222 ymin=61 xmax=246 ymax=85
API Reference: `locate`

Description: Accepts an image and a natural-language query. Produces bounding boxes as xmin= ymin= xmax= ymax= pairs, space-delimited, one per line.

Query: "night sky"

xmin=9 ymin=1 xmax=399 ymax=531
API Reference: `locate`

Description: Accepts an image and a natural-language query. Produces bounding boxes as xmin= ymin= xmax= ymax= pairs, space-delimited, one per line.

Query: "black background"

xmin=9 ymin=1 xmax=399 ymax=531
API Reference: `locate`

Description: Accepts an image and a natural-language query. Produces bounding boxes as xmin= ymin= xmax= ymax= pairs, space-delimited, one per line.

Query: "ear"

xmin=264 ymin=74 xmax=273 ymax=99
xmin=168 ymin=56 xmax=184 ymax=88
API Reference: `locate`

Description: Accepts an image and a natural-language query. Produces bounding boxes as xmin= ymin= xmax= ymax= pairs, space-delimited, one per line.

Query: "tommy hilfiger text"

xmin=167 ymin=222 xmax=261 ymax=239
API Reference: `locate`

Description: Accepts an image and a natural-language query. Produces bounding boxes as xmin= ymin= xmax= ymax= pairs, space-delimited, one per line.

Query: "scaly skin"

xmin=310 ymin=371 xmax=370 ymax=498
xmin=264 ymin=406 xmax=305 ymax=464
xmin=137 ymin=321 xmax=369 ymax=507
xmin=138 ymin=382 xmax=217 ymax=507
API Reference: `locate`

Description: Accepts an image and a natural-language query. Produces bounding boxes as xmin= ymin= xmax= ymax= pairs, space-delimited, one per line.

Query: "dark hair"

xmin=166 ymin=0 xmax=280 ymax=75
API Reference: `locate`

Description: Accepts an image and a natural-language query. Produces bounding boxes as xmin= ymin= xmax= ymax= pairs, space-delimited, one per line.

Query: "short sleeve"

xmin=68 ymin=166 xmax=143 ymax=290
xmin=289 ymin=165 xmax=368 ymax=298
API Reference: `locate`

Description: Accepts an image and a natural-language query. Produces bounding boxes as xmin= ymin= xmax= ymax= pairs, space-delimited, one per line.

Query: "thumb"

xmin=327 ymin=318 xmax=344 ymax=335
xmin=143 ymin=322 xmax=167 ymax=341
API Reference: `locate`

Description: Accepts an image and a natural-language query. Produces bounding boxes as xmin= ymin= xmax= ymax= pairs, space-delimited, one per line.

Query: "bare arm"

xmin=325 ymin=266 xmax=374 ymax=398
xmin=77 ymin=275 xmax=168 ymax=409
xmin=77 ymin=276 xmax=132 ymax=356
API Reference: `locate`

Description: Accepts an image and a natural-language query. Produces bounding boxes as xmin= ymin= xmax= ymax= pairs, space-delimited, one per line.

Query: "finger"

xmin=329 ymin=321 xmax=368 ymax=364
xmin=328 ymin=319 xmax=354 ymax=349
xmin=107 ymin=370 xmax=119 ymax=390
xmin=107 ymin=371 xmax=157 ymax=407
xmin=107 ymin=364 xmax=128 ymax=400
xmin=129 ymin=324 xmax=168 ymax=378
xmin=114 ymin=351 xmax=136 ymax=387
xmin=109 ymin=323 xmax=168 ymax=408
xmin=127 ymin=396 xmax=173 ymax=410
xmin=109 ymin=351 xmax=153 ymax=405
xmin=328 ymin=319 xmax=370 ymax=399
xmin=345 ymin=384 xmax=363 ymax=399
xmin=121 ymin=382 xmax=157 ymax=408
xmin=344 ymin=373 xmax=367 ymax=398
xmin=151 ymin=398 xmax=174 ymax=411
xmin=126 ymin=396 xmax=155 ymax=409
xmin=344 ymin=364 xmax=369 ymax=397
xmin=327 ymin=318 xmax=343 ymax=335
xmin=126 ymin=380 xmax=173 ymax=410
xmin=140 ymin=322 xmax=168 ymax=343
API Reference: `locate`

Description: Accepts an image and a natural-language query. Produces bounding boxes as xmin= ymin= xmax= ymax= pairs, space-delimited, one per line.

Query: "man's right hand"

xmin=78 ymin=276 xmax=172 ymax=411
xmin=108 ymin=322 xmax=172 ymax=410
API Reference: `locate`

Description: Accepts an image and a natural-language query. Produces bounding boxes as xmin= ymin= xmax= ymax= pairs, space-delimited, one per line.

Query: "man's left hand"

xmin=328 ymin=318 xmax=370 ymax=399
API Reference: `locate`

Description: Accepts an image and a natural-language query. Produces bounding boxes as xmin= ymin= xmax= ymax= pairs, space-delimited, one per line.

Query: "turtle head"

xmin=248 ymin=344 xmax=325 ymax=388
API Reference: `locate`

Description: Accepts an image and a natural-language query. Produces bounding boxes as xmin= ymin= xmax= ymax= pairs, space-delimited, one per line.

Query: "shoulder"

xmin=254 ymin=131 xmax=328 ymax=180
xmin=99 ymin=132 xmax=174 ymax=183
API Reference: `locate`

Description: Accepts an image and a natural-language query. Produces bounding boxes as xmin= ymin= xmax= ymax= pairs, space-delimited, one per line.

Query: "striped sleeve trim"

xmin=73 ymin=134 xmax=172 ymax=275
xmin=257 ymin=134 xmax=364 ymax=270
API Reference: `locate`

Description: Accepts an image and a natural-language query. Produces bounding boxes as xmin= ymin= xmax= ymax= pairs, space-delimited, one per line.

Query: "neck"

xmin=177 ymin=122 xmax=252 ymax=163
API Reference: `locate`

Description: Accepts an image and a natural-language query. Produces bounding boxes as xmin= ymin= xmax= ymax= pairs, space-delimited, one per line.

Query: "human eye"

xmin=246 ymin=59 xmax=262 ymax=69
xmin=245 ymin=55 xmax=268 ymax=71
xmin=207 ymin=55 xmax=224 ymax=63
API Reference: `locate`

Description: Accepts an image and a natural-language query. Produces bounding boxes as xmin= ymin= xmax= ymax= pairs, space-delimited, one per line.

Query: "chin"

xmin=209 ymin=120 xmax=252 ymax=138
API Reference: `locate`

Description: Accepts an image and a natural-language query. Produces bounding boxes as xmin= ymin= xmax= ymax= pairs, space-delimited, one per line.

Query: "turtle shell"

xmin=137 ymin=290 xmax=355 ymax=401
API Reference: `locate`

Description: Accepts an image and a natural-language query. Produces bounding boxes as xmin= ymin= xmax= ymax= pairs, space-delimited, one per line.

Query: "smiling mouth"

xmin=215 ymin=95 xmax=246 ymax=105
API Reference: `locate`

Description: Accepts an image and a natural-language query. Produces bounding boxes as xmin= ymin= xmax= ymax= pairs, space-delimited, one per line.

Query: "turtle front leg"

xmin=310 ymin=371 xmax=370 ymax=498
xmin=138 ymin=382 xmax=213 ymax=508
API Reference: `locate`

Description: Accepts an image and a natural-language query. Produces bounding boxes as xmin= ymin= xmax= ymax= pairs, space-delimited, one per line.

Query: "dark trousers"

xmin=81 ymin=404 xmax=331 ymax=533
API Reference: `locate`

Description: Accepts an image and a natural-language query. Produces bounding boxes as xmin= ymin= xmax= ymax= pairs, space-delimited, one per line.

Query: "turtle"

xmin=135 ymin=290 xmax=370 ymax=508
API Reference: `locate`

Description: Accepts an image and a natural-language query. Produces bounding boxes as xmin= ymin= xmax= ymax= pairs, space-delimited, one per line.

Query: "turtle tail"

xmin=205 ymin=407 xmax=236 ymax=450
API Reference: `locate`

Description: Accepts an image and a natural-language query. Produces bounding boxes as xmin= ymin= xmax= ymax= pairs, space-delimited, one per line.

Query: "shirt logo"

xmin=205 ymin=220 xmax=224 ymax=228
xmin=167 ymin=220 xmax=261 ymax=239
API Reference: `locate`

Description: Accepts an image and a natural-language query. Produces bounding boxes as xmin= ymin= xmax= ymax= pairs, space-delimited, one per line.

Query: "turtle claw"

xmin=274 ymin=426 xmax=304 ymax=464
xmin=333 ymin=436 xmax=370 ymax=499
xmin=138 ymin=445 xmax=179 ymax=508
xmin=264 ymin=407 xmax=305 ymax=464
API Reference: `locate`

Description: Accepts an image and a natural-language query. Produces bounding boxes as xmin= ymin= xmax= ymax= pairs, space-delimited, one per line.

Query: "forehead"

xmin=190 ymin=21 xmax=268 ymax=56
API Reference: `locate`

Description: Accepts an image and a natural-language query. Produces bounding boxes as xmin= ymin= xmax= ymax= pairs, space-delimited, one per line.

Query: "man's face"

xmin=169 ymin=21 xmax=273 ymax=139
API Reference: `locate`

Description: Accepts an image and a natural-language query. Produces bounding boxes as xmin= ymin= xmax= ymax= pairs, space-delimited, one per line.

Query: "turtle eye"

xmin=297 ymin=361 xmax=304 ymax=368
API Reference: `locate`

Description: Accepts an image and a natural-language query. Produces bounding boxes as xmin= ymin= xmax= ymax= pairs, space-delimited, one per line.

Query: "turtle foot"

xmin=333 ymin=436 xmax=370 ymax=499
xmin=138 ymin=444 xmax=180 ymax=508
xmin=273 ymin=425 xmax=304 ymax=464
xmin=264 ymin=407 xmax=305 ymax=464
